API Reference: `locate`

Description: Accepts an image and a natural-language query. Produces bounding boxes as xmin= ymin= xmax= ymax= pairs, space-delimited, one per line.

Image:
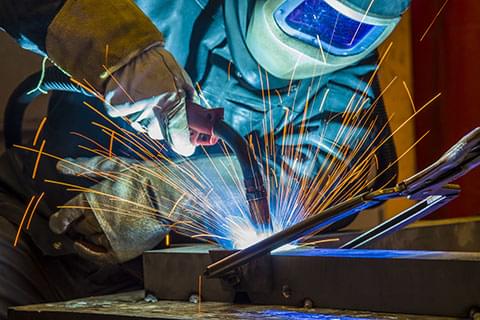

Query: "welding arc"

xmin=213 ymin=120 xmax=272 ymax=233
xmin=205 ymin=191 xmax=382 ymax=278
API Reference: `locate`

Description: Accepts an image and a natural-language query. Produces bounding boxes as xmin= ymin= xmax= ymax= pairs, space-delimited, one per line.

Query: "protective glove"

xmin=104 ymin=45 xmax=198 ymax=156
xmin=45 ymin=0 xmax=197 ymax=156
xmin=49 ymin=157 xmax=172 ymax=265
xmin=49 ymin=155 xmax=247 ymax=264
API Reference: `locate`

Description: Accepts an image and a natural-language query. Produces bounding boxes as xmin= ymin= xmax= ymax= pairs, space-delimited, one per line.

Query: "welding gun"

xmin=186 ymin=102 xmax=272 ymax=233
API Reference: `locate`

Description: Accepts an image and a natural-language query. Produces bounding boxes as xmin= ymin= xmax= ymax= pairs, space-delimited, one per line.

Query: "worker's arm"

xmin=0 ymin=0 xmax=65 ymax=55
xmin=1 ymin=0 xmax=196 ymax=156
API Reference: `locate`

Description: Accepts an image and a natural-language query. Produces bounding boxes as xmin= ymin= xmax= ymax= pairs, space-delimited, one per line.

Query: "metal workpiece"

xmin=341 ymin=185 xmax=461 ymax=249
xmin=143 ymin=245 xmax=480 ymax=317
xmin=204 ymin=128 xmax=480 ymax=278
xmin=204 ymin=192 xmax=379 ymax=278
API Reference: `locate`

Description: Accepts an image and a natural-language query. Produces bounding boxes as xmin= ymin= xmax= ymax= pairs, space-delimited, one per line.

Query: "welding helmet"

xmin=246 ymin=0 xmax=410 ymax=79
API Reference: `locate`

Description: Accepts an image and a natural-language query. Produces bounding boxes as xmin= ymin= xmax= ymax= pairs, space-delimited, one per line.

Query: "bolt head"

xmin=303 ymin=298 xmax=314 ymax=309
xmin=189 ymin=294 xmax=200 ymax=304
xmin=281 ymin=285 xmax=292 ymax=299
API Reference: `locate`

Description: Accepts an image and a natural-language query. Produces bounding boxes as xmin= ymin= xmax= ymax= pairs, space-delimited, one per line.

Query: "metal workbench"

xmin=8 ymin=291 xmax=457 ymax=320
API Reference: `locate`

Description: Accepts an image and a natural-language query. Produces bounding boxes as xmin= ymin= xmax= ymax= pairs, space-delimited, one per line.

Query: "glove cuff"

xmin=45 ymin=0 xmax=163 ymax=90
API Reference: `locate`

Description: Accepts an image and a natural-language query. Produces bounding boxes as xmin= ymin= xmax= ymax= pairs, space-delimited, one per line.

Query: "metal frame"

xmin=205 ymin=128 xmax=480 ymax=278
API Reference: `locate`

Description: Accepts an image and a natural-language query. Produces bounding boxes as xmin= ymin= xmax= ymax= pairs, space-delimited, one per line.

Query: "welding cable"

xmin=213 ymin=121 xmax=272 ymax=232
xmin=4 ymin=66 xmax=91 ymax=148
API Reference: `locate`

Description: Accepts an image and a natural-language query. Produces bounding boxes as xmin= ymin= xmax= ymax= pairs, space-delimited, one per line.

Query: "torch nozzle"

xmin=248 ymin=197 xmax=272 ymax=233
xmin=245 ymin=178 xmax=272 ymax=233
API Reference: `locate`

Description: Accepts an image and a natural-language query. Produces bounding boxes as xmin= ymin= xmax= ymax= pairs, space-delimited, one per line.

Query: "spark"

xmin=102 ymin=65 xmax=135 ymax=103
xmin=109 ymin=132 xmax=115 ymax=158
xmin=165 ymin=233 xmax=171 ymax=247
xmin=105 ymin=44 xmax=110 ymax=67
xmin=402 ymin=80 xmax=416 ymax=113
xmin=31 ymin=139 xmax=46 ymax=179
xmin=14 ymin=196 xmax=36 ymax=247
xmin=348 ymin=0 xmax=375 ymax=46
xmin=227 ymin=61 xmax=232 ymax=81
xmin=26 ymin=192 xmax=45 ymax=230
xmin=33 ymin=117 xmax=47 ymax=146
xmin=419 ymin=0 xmax=450 ymax=42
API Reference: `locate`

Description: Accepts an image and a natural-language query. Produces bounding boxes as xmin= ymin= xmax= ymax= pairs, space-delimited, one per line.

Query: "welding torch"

xmin=186 ymin=103 xmax=272 ymax=233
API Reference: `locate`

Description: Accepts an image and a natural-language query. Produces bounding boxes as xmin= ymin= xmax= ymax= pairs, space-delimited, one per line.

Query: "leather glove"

xmin=104 ymin=45 xmax=197 ymax=156
xmin=49 ymin=157 xmax=172 ymax=265
xmin=45 ymin=0 xmax=197 ymax=156
xmin=49 ymin=155 xmax=248 ymax=264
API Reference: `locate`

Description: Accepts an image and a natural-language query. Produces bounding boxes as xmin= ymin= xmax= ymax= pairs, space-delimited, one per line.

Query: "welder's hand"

xmin=49 ymin=157 xmax=171 ymax=265
xmin=49 ymin=194 xmax=119 ymax=265
xmin=104 ymin=45 xmax=197 ymax=157
xmin=43 ymin=0 xmax=196 ymax=156
xmin=52 ymin=154 xmax=250 ymax=253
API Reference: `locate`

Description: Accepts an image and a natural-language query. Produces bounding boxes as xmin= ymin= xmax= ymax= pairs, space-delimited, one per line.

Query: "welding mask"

xmin=246 ymin=0 xmax=410 ymax=79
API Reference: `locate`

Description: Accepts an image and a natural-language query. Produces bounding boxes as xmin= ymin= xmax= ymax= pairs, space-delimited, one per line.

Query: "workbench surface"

xmin=9 ymin=291 xmax=456 ymax=320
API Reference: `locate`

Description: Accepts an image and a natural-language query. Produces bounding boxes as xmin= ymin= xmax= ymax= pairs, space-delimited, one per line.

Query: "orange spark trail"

xmin=33 ymin=117 xmax=47 ymax=147
xmin=102 ymin=65 xmax=135 ymax=103
xmin=31 ymin=139 xmax=46 ymax=179
xmin=227 ymin=61 xmax=232 ymax=81
xmin=109 ymin=132 xmax=115 ymax=158
xmin=403 ymin=81 xmax=416 ymax=113
xmin=105 ymin=44 xmax=110 ymax=67
xmin=419 ymin=0 xmax=449 ymax=42
xmin=14 ymin=196 xmax=36 ymax=247
xmin=26 ymin=192 xmax=45 ymax=230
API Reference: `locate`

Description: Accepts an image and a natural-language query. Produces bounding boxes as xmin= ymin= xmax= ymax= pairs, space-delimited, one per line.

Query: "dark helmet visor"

xmin=274 ymin=0 xmax=390 ymax=56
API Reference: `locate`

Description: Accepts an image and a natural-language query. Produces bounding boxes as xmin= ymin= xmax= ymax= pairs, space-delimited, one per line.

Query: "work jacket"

xmin=0 ymin=0 xmax=397 ymax=256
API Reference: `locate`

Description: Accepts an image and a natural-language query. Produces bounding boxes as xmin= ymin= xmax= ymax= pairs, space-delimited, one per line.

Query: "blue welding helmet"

xmin=246 ymin=0 xmax=410 ymax=79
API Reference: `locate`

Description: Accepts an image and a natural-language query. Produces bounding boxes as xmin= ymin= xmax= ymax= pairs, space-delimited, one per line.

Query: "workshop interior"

xmin=0 ymin=0 xmax=479 ymax=319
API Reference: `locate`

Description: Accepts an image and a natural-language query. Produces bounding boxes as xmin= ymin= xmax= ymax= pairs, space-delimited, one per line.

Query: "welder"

xmin=0 ymin=0 xmax=410 ymax=318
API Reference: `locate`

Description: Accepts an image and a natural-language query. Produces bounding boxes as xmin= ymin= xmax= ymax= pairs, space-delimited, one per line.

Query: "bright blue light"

xmin=253 ymin=309 xmax=373 ymax=319
xmin=276 ymin=248 xmax=439 ymax=259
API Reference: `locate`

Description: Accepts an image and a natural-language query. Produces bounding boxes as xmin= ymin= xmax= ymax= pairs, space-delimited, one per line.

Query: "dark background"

xmin=412 ymin=0 xmax=480 ymax=219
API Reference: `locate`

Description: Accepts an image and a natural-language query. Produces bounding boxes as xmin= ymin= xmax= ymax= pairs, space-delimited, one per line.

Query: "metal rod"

xmin=341 ymin=185 xmax=460 ymax=249
xmin=205 ymin=191 xmax=383 ymax=278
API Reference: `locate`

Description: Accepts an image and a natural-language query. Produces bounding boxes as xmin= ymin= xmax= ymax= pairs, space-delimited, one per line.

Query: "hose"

xmin=4 ymin=66 xmax=91 ymax=148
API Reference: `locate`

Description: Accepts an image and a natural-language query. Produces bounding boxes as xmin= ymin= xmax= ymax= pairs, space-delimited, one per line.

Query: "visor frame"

xmin=273 ymin=0 xmax=400 ymax=56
